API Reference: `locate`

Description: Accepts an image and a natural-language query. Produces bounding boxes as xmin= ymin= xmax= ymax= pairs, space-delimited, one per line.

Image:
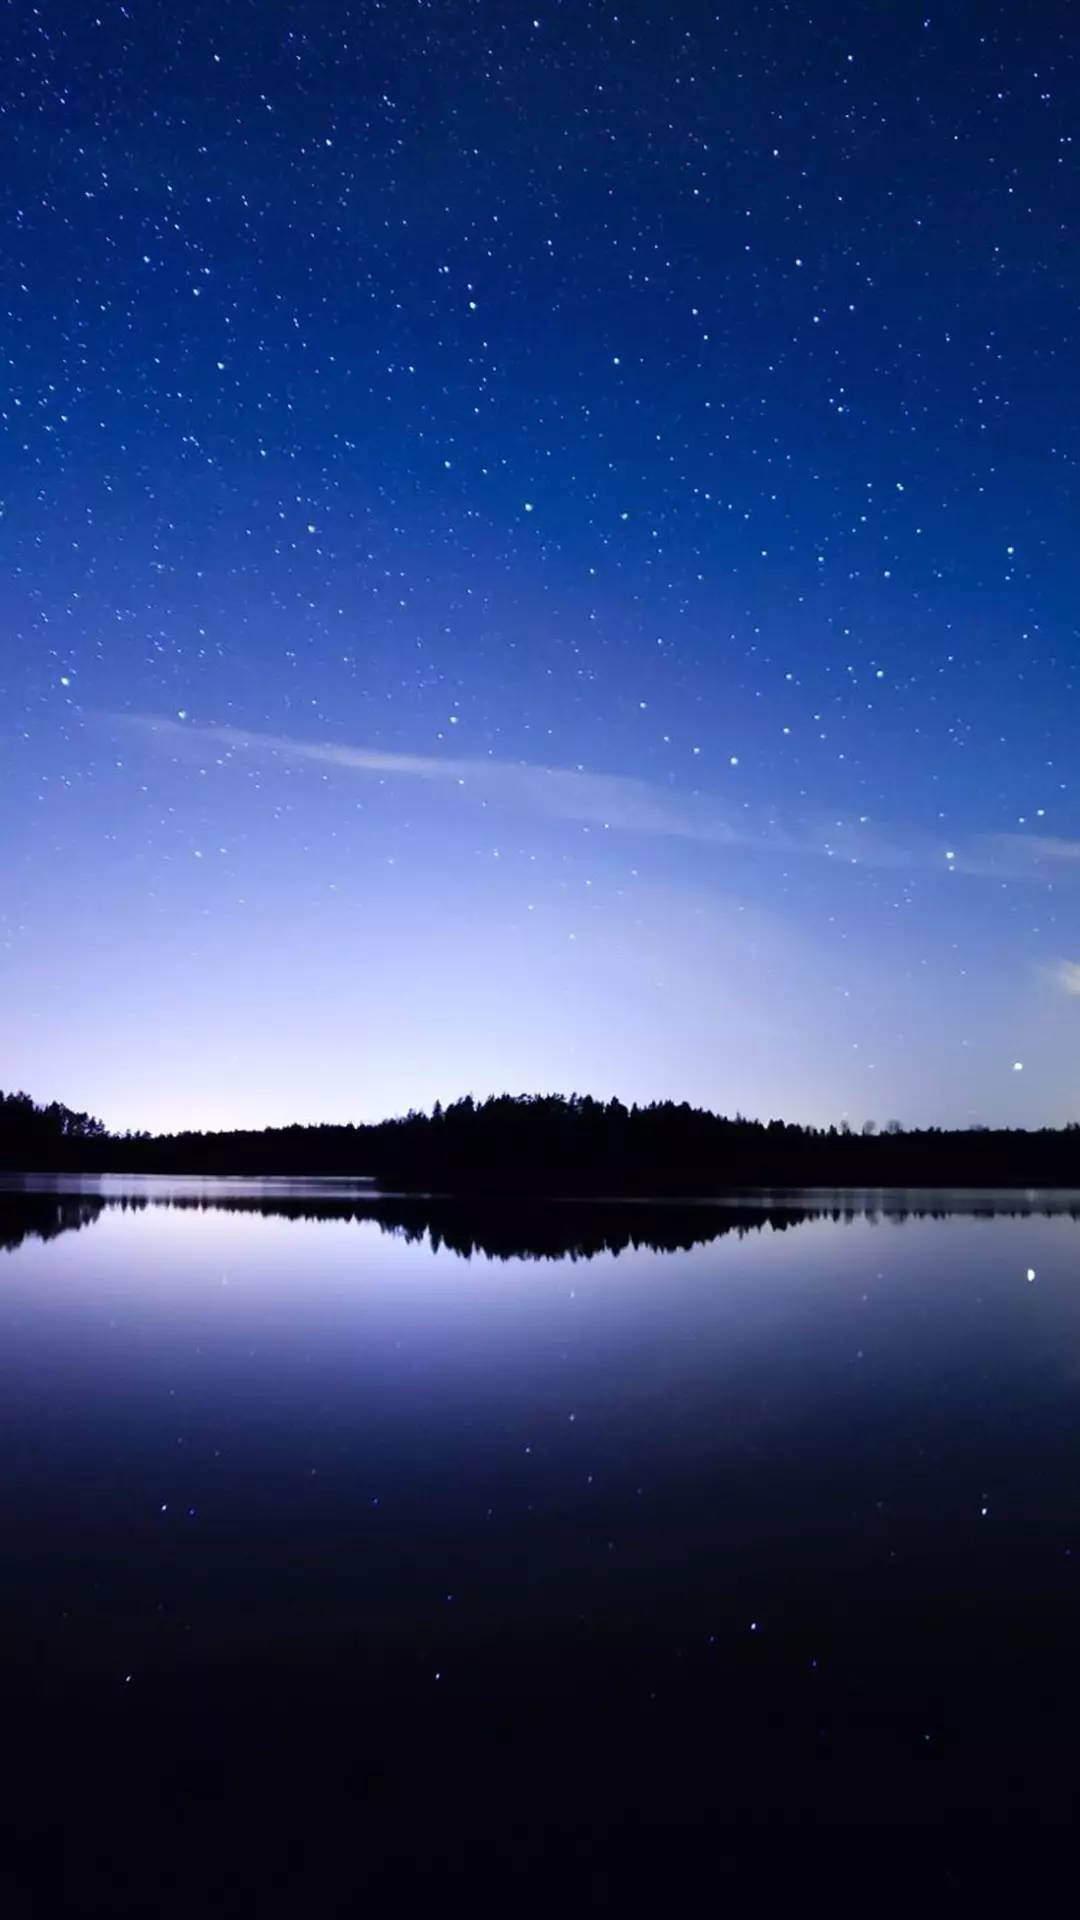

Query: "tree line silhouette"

xmin=4 ymin=1087 xmax=1080 ymax=1191
xmin=0 ymin=1091 xmax=106 ymax=1156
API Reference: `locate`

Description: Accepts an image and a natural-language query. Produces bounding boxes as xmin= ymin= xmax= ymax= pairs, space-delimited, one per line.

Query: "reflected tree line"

xmin=4 ymin=1186 xmax=1080 ymax=1261
xmin=0 ymin=1193 xmax=108 ymax=1254
xmin=5 ymin=1087 xmax=1080 ymax=1192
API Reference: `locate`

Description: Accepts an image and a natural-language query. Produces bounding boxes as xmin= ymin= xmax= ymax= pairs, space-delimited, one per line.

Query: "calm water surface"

xmin=4 ymin=1176 xmax=1080 ymax=1899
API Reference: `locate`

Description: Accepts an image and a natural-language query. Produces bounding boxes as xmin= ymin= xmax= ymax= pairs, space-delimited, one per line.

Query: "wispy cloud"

xmin=1049 ymin=959 xmax=1080 ymax=997
xmin=116 ymin=714 xmax=753 ymax=846
xmin=116 ymin=713 xmax=1080 ymax=882
xmin=958 ymin=835 xmax=1080 ymax=882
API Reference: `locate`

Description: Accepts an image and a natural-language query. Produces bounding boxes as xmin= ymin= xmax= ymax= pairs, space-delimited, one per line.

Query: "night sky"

xmin=4 ymin=1 xmax=1079 ymax=1133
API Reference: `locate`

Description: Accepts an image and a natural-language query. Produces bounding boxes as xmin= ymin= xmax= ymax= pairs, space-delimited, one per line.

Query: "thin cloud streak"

xmin=117 ymin=714 xmax=752 ymax=845
xmin=1048 ymin=959 xmax=1080 ymax=997
xmin=118 ymin=714 xmax=1080 ymax=881
xmin=957 ymin=835 xmax=1080 ymax=881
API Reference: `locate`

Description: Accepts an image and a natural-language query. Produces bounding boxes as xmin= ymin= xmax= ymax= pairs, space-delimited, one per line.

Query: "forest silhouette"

xmin=3 ymin=1087 xmax=1080 ymax=1192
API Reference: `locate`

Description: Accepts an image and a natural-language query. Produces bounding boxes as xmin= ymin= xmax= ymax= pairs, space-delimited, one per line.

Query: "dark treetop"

xmin=4 ymin=1088 xmax=1080 ymax=1191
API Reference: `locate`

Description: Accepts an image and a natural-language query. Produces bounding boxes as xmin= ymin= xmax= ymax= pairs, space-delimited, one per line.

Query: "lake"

xmin=4 ymin=1175 xmax=1080 ymax=1902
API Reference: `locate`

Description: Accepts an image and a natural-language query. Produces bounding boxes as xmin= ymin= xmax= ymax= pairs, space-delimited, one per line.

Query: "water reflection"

xmin=3 ymin=1178 xmax=1080 ymax=1261
xmin=0 ymin=1186 xmax=814 ymax=1259
xmin=5 ymin=1171 xmax=1080 ymax=1871
xmin=0 ymin=1190 xmax=107 ymax=1253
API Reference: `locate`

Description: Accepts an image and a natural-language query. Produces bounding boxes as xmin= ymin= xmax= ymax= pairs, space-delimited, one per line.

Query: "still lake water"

xmin=4 ymin=1176 xmax=1080 ymax=1899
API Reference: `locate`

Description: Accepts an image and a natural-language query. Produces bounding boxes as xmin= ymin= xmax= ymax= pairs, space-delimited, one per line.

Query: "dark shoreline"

xmin=7 ymin=1163 xmax=1080 ymax=1192
xmin=6 ymin=1087 xmax=1080 ymax=1194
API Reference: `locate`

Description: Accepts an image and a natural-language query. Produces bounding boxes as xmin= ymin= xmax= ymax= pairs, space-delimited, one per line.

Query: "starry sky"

xmin=3 ymin=0 xmax=1079 ymax=1134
